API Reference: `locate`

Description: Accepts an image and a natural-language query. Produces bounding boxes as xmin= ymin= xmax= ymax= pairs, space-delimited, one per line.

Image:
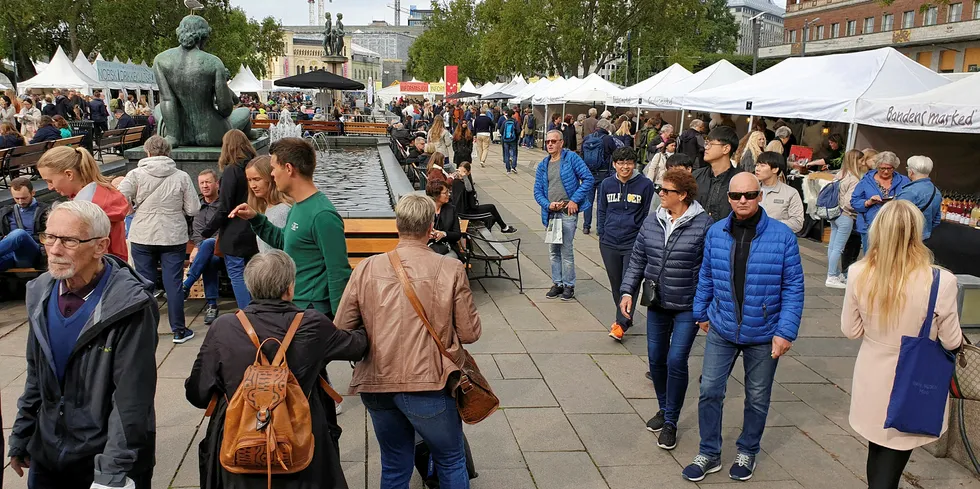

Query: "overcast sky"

xmin=231 ymin=0 xmax=404 ymax=27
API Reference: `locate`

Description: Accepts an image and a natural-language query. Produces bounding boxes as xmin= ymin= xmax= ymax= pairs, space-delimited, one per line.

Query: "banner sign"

xmin=94 ymin=60 xmax=156 ymax=85
xmin=445 ymin=65 xmax=459 ymax=96
xmin=856 ymin=100 xmax=980 ymax=134
xmin=429 ymin=82 xmax=445 ymax=94
xmin=883 ymin=105 xmax=977 ymax=129
xmin=400 ymin=81 xmax=429 ymax=93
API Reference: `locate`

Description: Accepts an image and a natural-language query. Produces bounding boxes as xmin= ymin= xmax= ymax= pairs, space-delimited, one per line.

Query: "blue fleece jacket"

xmin=533 ymin=149 xmax=595 ymax=226
xmin=597 ymin=172 xmax=656 ymax=250
xmin=850 ymin=170 xmax=912 ymax=234
xmin=473 ymin=114 xmax=493 ymax=133
xmin=896 ymin=178 xmax=942 ymax=240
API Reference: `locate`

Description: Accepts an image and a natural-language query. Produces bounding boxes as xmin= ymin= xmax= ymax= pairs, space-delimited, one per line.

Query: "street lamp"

xmin=800 ymin=17 xmax=820 ymax=57
xmin=749 ymin=11 xmax=765 ymax=75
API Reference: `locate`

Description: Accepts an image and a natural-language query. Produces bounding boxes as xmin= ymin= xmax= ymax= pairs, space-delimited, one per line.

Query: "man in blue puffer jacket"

xmin=534 ymin=129 xmax=595 ymax=301
xmin=682 ymin=173 xmax=805 ymax=483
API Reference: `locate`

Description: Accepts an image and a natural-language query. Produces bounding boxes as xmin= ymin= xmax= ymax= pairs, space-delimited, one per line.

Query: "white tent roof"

xmin=228 ymin=64 xmax=264 ymax=94
xmin=681 ymin=47 xmax=949 ymax=123
xmin=475 ymin=81 xmax=503 ymax=96
xmin=496 ymin=75 xmax=528 ymax=98
xmin=642 ymin=60 xmax=749 ymax=110
xmin=73 ymin=51 xmax=113 ymax=90
xmin=533 ymin=76 xmax=582 ymax=104
xmin=460 ymin=78 xmax=477 ymax=93
xmin=20 ymin=46 xmax=102 ymax=93
xmin=609 ymin=64 xmax=693 ymax=106
xmin=557 ymin=73 xmax=622 ymax=104
xmin=856 ymin=72 xmax=980 ymax=134
xmin=509 ymin=77 xmax=554 ymax=104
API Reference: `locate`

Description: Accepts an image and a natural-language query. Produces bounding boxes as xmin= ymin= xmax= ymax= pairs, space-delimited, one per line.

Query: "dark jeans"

xmin=28 ymin=460 xmax=152 ymax=489
xmin=467 ymin=203 xmax=507 ymax=230
xmin=598 ymin=244 xmax=634 ymax=329
xmin=223 ymin=254 xmax=252 ymax=310
xmin=521 ymin=134 xmax=535 ymax=148
xmin=502 ymin=142 xmax=518 ymax=171
xmin=0 ymin=229 xmax=40 ymax=271
xmin=698 ymin=328 xmax=779 ymax=459
xmin=182 ymin=237 xmax=221 ymax=304
xmin=647 ymin=305 xmax=698 ymax=425
xmin=582 ymin=172 xmax=607 ymax=230
xmin=867 ymin=441 xmax=912 ymax=489
xmin=131 ymin=242 xmax=186 ymax=333
xmin=361 ymin=390 xmax=469 ymax=489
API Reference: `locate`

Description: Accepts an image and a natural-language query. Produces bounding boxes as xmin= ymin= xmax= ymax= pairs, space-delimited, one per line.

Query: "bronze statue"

xmin=333 ymin=13 xmax=345 ymax=56
xmin=152 ymin=15 xmax=252 ymax=147
xmin=323 ymin=12 xmax=334 ymax=56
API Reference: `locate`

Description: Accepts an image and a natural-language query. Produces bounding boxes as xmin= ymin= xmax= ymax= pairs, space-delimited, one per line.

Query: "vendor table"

xmin=927 ymin=222 xmax=980 ymax=277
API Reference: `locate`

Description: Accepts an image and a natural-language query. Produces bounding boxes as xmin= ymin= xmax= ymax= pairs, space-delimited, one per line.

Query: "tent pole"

xmin=747 ymin=115 xmax=754 ymax=135
xmin=846 ymin=122 xmax=858 ymax=151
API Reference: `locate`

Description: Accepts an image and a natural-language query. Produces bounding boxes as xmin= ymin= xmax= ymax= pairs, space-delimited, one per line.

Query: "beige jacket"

xmin=842 ymin=264 xmax=963 ymax=451
xmin=761 ymin=180 xmax=805 ymax=233
xmin=334 ymin=241 xmax=482 ymax=394
xmin=117 ymin=156 xmax=200 ymax=246
xmin=838 ymin=172 xmax=861 ymax=218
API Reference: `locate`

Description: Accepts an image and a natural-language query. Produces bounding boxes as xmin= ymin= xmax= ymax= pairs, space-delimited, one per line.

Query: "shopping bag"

xmin=544 ymin=216 xmax=563 ymax=244
xmin=884 ymin=268 xmax=955 ymax=437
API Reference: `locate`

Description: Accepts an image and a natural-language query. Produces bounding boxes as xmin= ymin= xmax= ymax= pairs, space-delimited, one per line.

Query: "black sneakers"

xmin=657 ymin=423 xmax=678 ymax=450
xmin=501 ymin=225 xmax=518 ymax=234
xmin=204 ymin=304 xmax=219 ymax=325
xmin=560 ymin=286 xmax=575 ymax=301
xmin=173 ymin=328 xmax=196 ymax=344
xmin=546 ymin=284 xmax=564 ymax=299
xmin=646 ymin=410 xmax=666 ymax=433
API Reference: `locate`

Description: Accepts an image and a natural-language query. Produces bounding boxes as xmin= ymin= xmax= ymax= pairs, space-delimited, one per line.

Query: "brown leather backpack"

xmin=219 ymin=311 xmax=315 ymax=488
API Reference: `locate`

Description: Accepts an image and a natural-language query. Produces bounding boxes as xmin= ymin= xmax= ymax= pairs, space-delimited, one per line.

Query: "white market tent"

xmin=532 ymin=76 xmax=581 ymax=105
xmin=642 ymin=60 xmax=749 ymax=110
xmin=460 ymin=78 xmax=477 ymax=93
xmin=73 ymin=51 xmax=112 ymax=90
xmin=609 ymin=64 xmax=692 ymax=106
xmin=681 ymin=47 xmax=949 ymax=126
xmin=475 ymin=81 xmax=504 ymax=96
xmin=496 ymin=75 xmax=527 ymax=97
xmin=509 ymin=77 xmax=555 ymax=104
xmin=557 ymin=73 xmax=622 ymax=104
xmin=228 ymin=64 xmax=264 ymax=94
xmin=19 ymin=46 xmax=102 ymax=93
xmin=855 ymin=72 xmax=980 ymax=134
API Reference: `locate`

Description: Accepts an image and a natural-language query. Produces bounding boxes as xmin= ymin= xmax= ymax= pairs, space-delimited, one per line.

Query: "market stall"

xmin=608 ymin=63 xmax=692 ymax=107
xmin=19 ymin=46 xmax=102 ymax=94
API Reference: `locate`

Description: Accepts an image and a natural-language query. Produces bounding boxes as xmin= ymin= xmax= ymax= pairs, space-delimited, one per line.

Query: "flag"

xmin=444 ymin=65 xmax=458 ymax=96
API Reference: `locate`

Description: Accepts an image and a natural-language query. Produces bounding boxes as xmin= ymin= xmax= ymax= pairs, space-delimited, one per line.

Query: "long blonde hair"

xmin=854 ymin=199 xmax=934 ymax=327
xmin=861 ymin=148 xmax=879 ymax=170
xmin=218 ymin=129 xmax=257 ymax=172
xmin=428 ymin=115 xmax=446 ymax=141
xmin=37 ymin=146 xmax=111 ymax=186
xmin=615 ymin=121 xmax=631 ymax=137
xmin=746 ymin=131 xmax=767 ymax=162
xmin=245 ymin=155 xmax=293 ymax=213
xmin=841 ymin=149 xmax=867 ymax=179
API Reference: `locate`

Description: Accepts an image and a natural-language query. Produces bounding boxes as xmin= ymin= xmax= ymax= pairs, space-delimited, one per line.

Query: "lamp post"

xmin=749 ymin=12 xmax=765 ymax=75
xmin=800 ymin=17 xmax=820 ymax=57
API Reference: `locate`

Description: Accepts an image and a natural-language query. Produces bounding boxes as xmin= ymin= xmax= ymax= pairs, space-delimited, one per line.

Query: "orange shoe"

xmin=609 ymin=323 xmax=625 ymax=341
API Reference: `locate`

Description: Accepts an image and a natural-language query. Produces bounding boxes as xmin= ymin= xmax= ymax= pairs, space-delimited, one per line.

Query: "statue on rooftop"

xmin=333 ymin=13 xmax=346 ymax=57
xmin=323 ymin=12 xmax=334 ymax=56
xmin=152 ymin=15 xmax=252 ymax=148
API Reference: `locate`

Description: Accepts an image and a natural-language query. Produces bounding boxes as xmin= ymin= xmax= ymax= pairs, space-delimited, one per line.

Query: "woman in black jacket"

xmin=0 ymin=122 xmax=24 ymax=149
xmin=186 ymin=250 xmax=368 ymax=489
xmin=425 ymin=180 xmax=463 ymax=260
xmin=452 ymin=122 xmax=473 ymax=166
xmin=562 ymin=114 xmax=577 ymax=152
xmin=450 ymin=162 xmax=517 ymax=233
xmin=29 ymin=116 xmax=60 ymax=144
xmin=201 ymin=129 xmax=260 ymax=309
xmin=619 ymin=168 xmax=713 ymax=451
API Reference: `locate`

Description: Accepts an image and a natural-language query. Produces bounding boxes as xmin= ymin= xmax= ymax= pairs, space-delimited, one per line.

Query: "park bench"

xmin=94 ymin=128 xmax=127 ymax=162
xmin=120 ymin=126 xmax=147 ymax=151
xmin=250 ymin=119 xmax=274 ymax=130
xmin=0 ymin=142 xmax=50 ymax=188
xmin=299 ymin=120 xmax=342 ymax=135
xmin=344 ymin=122 xmax=389 ymax=136
xmin=52 ymin=135 xmax=85 ymax=148
xmin=464 ymin=226 xmax=523 ymax=293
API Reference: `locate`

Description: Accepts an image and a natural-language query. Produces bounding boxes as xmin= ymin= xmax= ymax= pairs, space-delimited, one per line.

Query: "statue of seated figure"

xmin=153 ymin=15 xmax=252 ymax=147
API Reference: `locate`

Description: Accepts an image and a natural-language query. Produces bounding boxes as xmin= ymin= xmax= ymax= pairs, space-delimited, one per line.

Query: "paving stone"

xmin=599 ymin=464 xmax=690 ymax=489
xmin=505 ymin=407 xmax=584 ymax=451
xmin=152 ymin=424 xmax=200 ymax=489
xmin=0 ymin=355 xmax=26 ymax=389
xmin=0 ymin=324 xmax=28 ymax=357
xmin=492 ymin=353 xmax=540 ymax=379
xmin=568 ymin=413 xmax=677 ymax=466
xmin=697 ymin=482 xmax=806 ymax=489
xmin=806 ymin=432 xmax=870 ymax=482
xmin=790 ymin=338 xmax=861 ymax=357
xmin=493 ymin=378 xmax=559 ymax=408
xmin=463 ymin=410 xmax=526 ymax=469
xmin=525 ymin=451 xmax=609 ymax=489
xmin=170 ymin=421 xmax=206 ymax=487
xmin=593 ymin=354 xmax=657 ymax=399
xmin=773 ymin=357 xmax=831 ymax=384
xmin=1 ymin=375 xmax=28 ymax=430
xmin=533 ymin=353 xmax=634 ymax=414
xmin=762 ymin=426 xmax=867 ymax=489
xmin=467 ymin=467 xmax=536 ymax=489
xmin=768 ymin=401 xmax=848 ymax=436
xmin=903 ymin=454 xmax=978 ymax=480
xmin=794 ymin=356 xmax=857 ymax=381
xmin=466 ymin=324 xmax=528 ymax=354
xmin=519 ymin=331 xmax=631 ymax=354
xmin=473 ymin=354 xmax=503 ymax=380
xmin=156 ymin=377 xmax=205 ymax=428
xmin=157 ymin=341 xmax=202 ymax=379
xmin=491 ymin=294 xmax=554 ymax=331
xmin=535 ymin=300 xmax=607 ymax=332
xmin=780 ymin=383 xmax=852 ymax=432
xmin=342 ymin=461 xmax=366 ymax=489
xmin=338 ymin=397 xmax=367 ymax=463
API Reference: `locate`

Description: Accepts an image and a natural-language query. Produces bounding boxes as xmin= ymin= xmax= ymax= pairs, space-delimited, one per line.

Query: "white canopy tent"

xmin=73 ymin=51 xmax=114 ymax=91
xmin=532 ymin=76 xmax=582 ymax=105
xmin=557 ymin=73 xmax=622 ymax=104
xmin=228 ymin=64 xmax=264 ymax=94
xmin=460 ymin=78 xmax=477 ymax=93
xmin=19 ymin=46 xmax=102 ymax=94
xmin=855 ymin=72 xmax=980 ymax=134
xmin=496 ymin=75 xmax=527 ymax=98
xmin=509 ymin=77 xmax=555 ymax=104
xmin=609 ymin=64 xmax=692 ymax=106
xmin=475 ymin=81 xmax=504 ymax=96
xmin=642 ymin=60 xmax=748 ymax=110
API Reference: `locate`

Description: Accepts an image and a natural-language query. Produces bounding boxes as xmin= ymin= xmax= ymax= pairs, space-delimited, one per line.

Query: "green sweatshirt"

xmin=249 ymin=191 xmax=351 ymax=315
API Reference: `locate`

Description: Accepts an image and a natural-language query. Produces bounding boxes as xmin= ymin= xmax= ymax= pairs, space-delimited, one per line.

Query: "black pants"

xmin=29 ymin=460 xmax=153 ymax=489
xmin=840 ymin=230 xmax=863 ymax=274
xmin=599 ymin=243 xmax=635 ymax=330
xmin=468 ymin=203 xmax=507 ymax=230
xmin=867 ymin=441 xmax=912 ymax=489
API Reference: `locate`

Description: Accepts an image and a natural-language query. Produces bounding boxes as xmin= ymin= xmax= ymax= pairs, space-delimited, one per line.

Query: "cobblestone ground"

xmin=2 ymin=143 xmax=979 ymax=489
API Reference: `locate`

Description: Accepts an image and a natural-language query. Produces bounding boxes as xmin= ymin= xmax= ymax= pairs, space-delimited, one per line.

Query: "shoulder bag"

xmin=640 ymin=222 xmax=683 ymax=307
xmin=387 ymin=251 xmax=499 ymax=424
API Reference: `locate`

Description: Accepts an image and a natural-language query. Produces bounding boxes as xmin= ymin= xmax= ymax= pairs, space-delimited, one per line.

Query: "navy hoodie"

xmin=597 ymin=172 xmax=656 ymax=250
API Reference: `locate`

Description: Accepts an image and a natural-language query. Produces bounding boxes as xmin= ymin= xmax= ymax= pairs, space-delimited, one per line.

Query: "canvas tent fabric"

xmin=609 ymin=64 xmax=692 ymax=106
xmin=460 ymin=78 xmax=478 ymax=93
xmin=855 ymin=73 xmax=980 ymax=134
xmin=20 ymin=46 xmax=102 ymax=93
xmin=532 ymin=76 xmax=582 ymax=105
xmin=552 ymin=73 xmax=620 ymax=104
xmin=681 ymin=47 xmax=949 ymax=123
xmin=510 ymin=77 xmax=555 ymax=104
xmin=228 ymin=64 xmax=264 ymax=94
xmin=641 ymin=60 xmax=748 ymax=110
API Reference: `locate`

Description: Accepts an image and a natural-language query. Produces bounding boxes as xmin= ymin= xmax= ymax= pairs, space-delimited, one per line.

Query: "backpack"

xmin=220 ymin=311 xmax=316 ymax=486
xmin=582 ymin=134 xmax=606 ymax=172
xmin=611 ymin=136 xmax=627 ymax=149
xmin=502 ymin=119 xmax=518 ymax=142
xmin=815 ymin=179 xmax=843 ymax=220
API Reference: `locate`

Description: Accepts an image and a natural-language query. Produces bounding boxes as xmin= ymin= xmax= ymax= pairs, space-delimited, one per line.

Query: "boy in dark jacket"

xmin=596 ymin=147 xmax=656 ymax=340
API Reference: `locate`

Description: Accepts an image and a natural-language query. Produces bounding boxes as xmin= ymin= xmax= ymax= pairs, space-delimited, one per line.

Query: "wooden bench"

xmin=251 ymin=119 xmax=274 ymax=130
xmin=345 ymin=218 xmax=399 ymax=267
xmin=344 ymin=122 xmax=389 ymax=136
xmin=1 ymin=142 xmax=50 ymax=188
xmin=121 ymin=126 xmax=146 ymax=150
xmin=465 ymin=226 xmax=523 ymax=293
xmin=94 ymin=128 xmax=127 ymax=162
xmin=51 ymin=135 xmax=85 ymax=147
xmin=299 ymin=120 xmax=343 ymax=135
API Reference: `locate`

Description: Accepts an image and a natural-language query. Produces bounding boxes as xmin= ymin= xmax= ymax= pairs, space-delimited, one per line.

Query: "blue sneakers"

xmin=682 ymin=454 xmax=722 ymax=482
xmin=729 ymin=452 xmax=757 ymax=481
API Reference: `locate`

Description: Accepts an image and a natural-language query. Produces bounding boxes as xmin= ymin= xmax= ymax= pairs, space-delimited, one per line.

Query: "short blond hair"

xmin=395 ymin=194 xmax=435 ymax=238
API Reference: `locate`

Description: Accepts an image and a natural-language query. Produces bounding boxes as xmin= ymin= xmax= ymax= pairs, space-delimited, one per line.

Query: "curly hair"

xmin=177 ymin=15 xmax=211 ymax=49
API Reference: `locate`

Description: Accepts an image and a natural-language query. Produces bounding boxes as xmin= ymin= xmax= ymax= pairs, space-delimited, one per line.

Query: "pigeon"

xmin=184 ymin=0 xmax=204 ymax=11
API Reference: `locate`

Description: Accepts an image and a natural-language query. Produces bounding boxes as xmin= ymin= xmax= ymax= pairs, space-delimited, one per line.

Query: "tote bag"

xmin=884 ymin=268 xmax=955 ymax=437
xmin=545 ymin=216 xmax=563 ymax=244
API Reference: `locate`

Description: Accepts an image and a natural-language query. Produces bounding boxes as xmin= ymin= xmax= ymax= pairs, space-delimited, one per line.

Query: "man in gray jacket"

xmin=8 ymin=201 xmax=158 ymax=489
xmin=182 ymin=168 xmax=222 ymax=324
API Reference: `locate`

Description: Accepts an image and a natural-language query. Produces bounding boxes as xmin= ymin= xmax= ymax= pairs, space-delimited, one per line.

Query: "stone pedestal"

xmin=123 ymin=134 xmax=270 ymax=191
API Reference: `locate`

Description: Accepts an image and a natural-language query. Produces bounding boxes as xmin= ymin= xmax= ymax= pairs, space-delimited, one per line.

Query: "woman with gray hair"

xmin=186 ymin=249 xmax=368 ymax=489
xmin=850 ymin=151 xmax=911 ymax=252
xmin=117 ymin=135 xmax=201 ymax=343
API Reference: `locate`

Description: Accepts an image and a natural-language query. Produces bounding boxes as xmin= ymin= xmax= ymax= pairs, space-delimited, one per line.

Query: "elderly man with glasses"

xmin=533 ymin=129 xmax=595 ymax=301
xmin=8 ymin=200 xmax=159 ymax=489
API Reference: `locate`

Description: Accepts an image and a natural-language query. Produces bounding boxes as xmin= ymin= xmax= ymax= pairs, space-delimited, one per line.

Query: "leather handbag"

xmin=388 ymin=251 xmax=499 ymax=424
xmin=951 ymin=337 xmax=980 ymax=401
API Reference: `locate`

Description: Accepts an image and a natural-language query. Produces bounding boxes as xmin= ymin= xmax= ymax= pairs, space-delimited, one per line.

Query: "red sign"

xmin=400 ymin=81 xmax=429 ymax=93
xmin=445 ymin=66 xmax=459 ymax=96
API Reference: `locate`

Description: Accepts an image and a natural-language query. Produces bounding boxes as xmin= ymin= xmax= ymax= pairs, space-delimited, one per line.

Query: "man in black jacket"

xmin=89 ymin=91 xmax=110 ymax=137
xmin=182 ymin=169 xmax=223 ymax=324
xmin=693 ymin=126 xmax=743 ymax=222
xmin=0 ymin=177 xmax=49 ymax=271
xmin=114 ymin=109 xmax=136 ymax=130
xmin=53 ymin=89 xmax=73 ymax=120
xmin=677 ymin=119 xmax=707 ymax=169
xmin=8 ymin=200 xmax=158 ymax=489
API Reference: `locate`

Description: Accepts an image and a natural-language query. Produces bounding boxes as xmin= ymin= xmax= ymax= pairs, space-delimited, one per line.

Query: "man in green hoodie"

xmin=230 ymin=137 xmax=351 ymax=318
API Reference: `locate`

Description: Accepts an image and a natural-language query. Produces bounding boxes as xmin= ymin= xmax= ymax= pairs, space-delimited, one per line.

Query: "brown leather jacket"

xmin=334 ymin=241 xmax=482 ymax=394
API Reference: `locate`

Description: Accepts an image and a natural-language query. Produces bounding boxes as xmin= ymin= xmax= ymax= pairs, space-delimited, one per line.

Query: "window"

xmin=864 ymin=17 xmax=875 ymax=33
xmin=790 ymin=30 xmax=797 ymax=42
xmin=949 ymin=3 xmax=963 ymax=22
xmin=975 ymin=1 xmax=980 ymax=19
xmin=847 ymin=19 xmax=857 ymax=35
xmin=831 ymin=22 xmax=841 ymax=37
xmin=925 ymin=6 xmax=938 ymax=25
xmin=817 ymin=24 xmax=825 ymax=39
xmin=903 ymin=10 xmax=915 ymax=28
xmin=785 ymin=30 xmax=791 ymax=43
xmin=882 ymin=13 xmax=894 ymax=30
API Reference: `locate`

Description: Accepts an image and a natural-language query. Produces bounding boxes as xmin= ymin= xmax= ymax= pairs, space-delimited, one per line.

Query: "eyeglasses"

xmin=657 ymin=187 xmax=682 ymax=195
xmin=728 ymin=191 xmax=761 ymax=201
xmin=613 ymin=160 xmax=635 ymax=166
xmin=545 ymin=139 xmax=562 ymax=145
xmin=878 ymin=166 xmax=895 ymax=171
xmin=704 ymin=142 xmax=727 ymax=149
xmin=39 ymin=233 xmax=105 ymax=249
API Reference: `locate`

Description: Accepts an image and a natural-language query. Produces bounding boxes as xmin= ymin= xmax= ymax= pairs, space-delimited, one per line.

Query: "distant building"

xmin=407 ymin=5 xmax=435 ymax=26
xmin=729 ymin=0 xmax=786 ymax=55
xmin=762 ymin=0 xmax=980 ymax=73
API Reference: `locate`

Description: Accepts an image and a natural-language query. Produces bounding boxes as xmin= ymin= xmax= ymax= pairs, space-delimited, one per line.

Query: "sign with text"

xmin=94 ymin=60 xmax=156 ymax=85
xmin=400 ymin=81 xmax=429 ymax=93
xmin=856 ymin=100 xmax=980 ymax=135
xmin=429 ymin=82 xmax=445 ymax=94
xmin=445 ymin=65 xmax=459 ymax=96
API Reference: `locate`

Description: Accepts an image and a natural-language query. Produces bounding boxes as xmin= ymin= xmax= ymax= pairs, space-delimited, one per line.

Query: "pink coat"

xmin=842 ymin=264 xmax=963 ymax=451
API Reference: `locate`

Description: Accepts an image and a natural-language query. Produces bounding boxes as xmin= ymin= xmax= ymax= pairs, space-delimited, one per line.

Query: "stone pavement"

xmin=2 ymin=143 xmax=979 ymax=489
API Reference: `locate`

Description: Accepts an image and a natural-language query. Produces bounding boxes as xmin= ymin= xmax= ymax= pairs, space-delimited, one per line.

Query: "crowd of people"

xmin=0 ymin=89 xmax=151 ymax=146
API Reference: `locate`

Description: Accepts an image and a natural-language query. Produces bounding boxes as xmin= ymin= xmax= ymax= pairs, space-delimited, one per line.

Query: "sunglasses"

xmin=657 ymin=187 xmax=682 ymax=195
xmin=728 ymin=191 xmax=761 ymax=201
xmin=545 ymin=139 xmax=562 ymax=144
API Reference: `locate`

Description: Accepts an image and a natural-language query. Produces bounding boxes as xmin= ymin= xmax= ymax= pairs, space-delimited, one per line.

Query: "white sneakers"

xmin=825 ymin=275 xmax=847 ymax=289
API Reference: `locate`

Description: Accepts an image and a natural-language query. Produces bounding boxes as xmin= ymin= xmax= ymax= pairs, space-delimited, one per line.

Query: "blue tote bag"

xmin=884 ymin=268 xmax=955 ymax=437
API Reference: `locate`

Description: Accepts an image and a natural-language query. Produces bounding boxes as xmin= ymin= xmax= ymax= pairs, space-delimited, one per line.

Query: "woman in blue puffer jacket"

xmin=850 ymin=151 xmax=910 ymax=252
xmin=619 ymin=167 xmax=713 ymax=451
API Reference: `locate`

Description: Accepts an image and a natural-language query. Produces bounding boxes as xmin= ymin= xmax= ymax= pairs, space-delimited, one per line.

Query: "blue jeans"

xmin=182 ymin=238 xmax=221 ymax=304
xmin=827 ymin=214 xmax=854 ymax=278
xmin=223 ymin=254 xmax=252 ymax=310
xmin=0 ymin=229 xmax=41 ymax=271
xmin=861 ymin=232 xmax=869 ymax=253
xmin=131 ymin=243 xmax=186 ymax=333
xmin=698 ymin=328 xmax=779 ymax=459
xmin=521 ymin=134 xmax=535 ymax=148
xmin=548 ymin=213 xmax=578 ymax=287
xmin=582 ymin=173 xmax=606 ymax=230
xmin=502 ymin=142 xmax=518 ymax=171
xmin=647 ymin=306 xmax=698 ymax=425
xmin=361 ymin=390 xmax=469 ymax=489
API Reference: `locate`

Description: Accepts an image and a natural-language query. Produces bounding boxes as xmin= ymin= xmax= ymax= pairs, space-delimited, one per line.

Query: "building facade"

xmin=407 ymin=5 xmax=435 ymax=26
xmin=762 ymin=0 xmax=980 ymax=72
xmin=729 ymin=0 xmax=786 ymax=55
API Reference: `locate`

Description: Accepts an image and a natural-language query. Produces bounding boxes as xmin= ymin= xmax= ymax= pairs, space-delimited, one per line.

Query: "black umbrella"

xmin=481 ymin=91 xmax=516 ymax=100
xmin=274 ymin=69 xmax=365 ymax=90
xmin=446 ymin=90 xmax=480 ymax=100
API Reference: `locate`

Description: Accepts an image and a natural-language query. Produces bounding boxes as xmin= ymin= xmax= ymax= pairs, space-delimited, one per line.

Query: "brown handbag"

xmin=387 ymin=251 xmax=499 ymax=424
